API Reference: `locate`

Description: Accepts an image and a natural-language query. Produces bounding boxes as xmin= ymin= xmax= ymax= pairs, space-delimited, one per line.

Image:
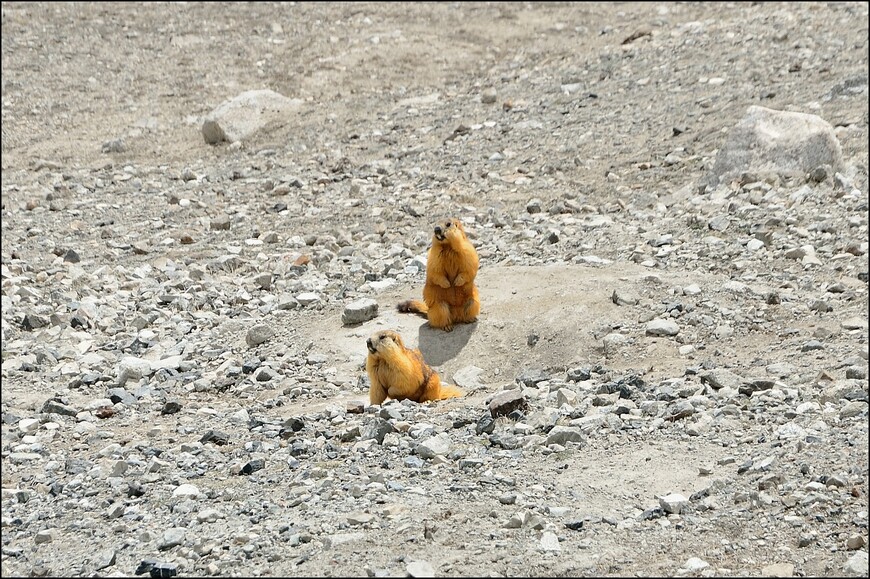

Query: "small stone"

xmin=240 ymin=459 xmax=265 ymax=475
xmin=761 ymin=563 xmax=794 ymax=577
xmin=34 ymin=530 xmax=54 ymax=544
xmin=684 ymin=557 xmax=709 ymax=571
xmin=452 ymin=366 xmax=485 ymax=391
xmin=481 ymin=88 xmax=498 ymax=104
xmin=94 ymin=549 xmax=117 ymax=571
xmin=158 ymin=527 xmax=186 ymax=550
xmin=489 ymin=390 xmax=528 ymax=418
xmin=475 ymin=413 xmax=496 ymax=435
xmin=539 ymin=531 xmax=561 ymax=552
xmin=296 ymin=292 xmax=320 ymax=306
xmin=659 ymin=493 xmax=689 ymax=514
xmin=406 ymin=560 xmax=436 ymax=578
xmin=611 ymin=288 xmax=640 ymax=306
xmin=22 ymin=313 xmax=49 ymax=331
xmin=253 ymin=273 xmax=272 ymax=290
xmin=708 ymin=216 xmax=730 ymax=231
xmin=210 ymin=214 xmax=231 ymax=231
xmin=545 ymin=425 xmax=584 ymax=446
xmin=646 ymin=318 xmax=680 ymax=336
xmin=846 ymin=535 xmax=865 ymax=550
xmin=160 ymin=400 xmax=182 ymax=415
xmin=347 ymin=512 xmax=374 ymax=525
xmin=246 ymin=324 xmax=274 ymax=347
xmin=172 ymin=484 xmax=201 ymax=499
xmin=18 ymin=418 xmax=39 ymax=433
xmin=342 ymin=298 xmax=379 ymax=325
xmin=63 ymin=249 xmax=81 ymax=263
xmin=150 ymin=562 xmax=178 ymax=578
xmin=844 ymin=552 xmax=868 ymax=577
xmin=200 ymin=430 xmax=230 ymax=445
xmin=416 ymin=434 xmax=451 ymax=459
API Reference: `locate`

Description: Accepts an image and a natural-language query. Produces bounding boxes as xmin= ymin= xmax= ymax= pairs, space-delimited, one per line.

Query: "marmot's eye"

xmin=445 ymin=221 xmax=452 ymax=228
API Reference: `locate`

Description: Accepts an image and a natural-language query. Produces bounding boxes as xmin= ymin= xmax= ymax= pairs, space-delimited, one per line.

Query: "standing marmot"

xmin=365 ymin=330 xmax=463 ymax=404
xmin=398 ymin=218 xmax=480 ymax=331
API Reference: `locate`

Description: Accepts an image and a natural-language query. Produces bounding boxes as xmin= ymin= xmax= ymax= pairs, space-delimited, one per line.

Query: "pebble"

xmin=406 ymin=560 xmax=436 ymax=577
xmin=659 ymin=493 xmax=689 ymax=514
xmin=646 ymin=318 xmax=680 ymax=336
xmin=246 ymin=324 xmax=274 ymax=347
xmin=342 ymin=298 xmax=379 ymax=325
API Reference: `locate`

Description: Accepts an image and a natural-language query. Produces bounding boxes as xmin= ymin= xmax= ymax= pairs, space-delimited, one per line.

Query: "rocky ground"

xmin=1 ymin=2 xmax=868 ymax=578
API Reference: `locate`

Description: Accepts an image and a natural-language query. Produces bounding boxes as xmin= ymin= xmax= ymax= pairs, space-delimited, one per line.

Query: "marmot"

xmin=365 ymin=330 xmax=463 ymax=404
xmin=398 ymin=218 xmax=480 ymax=331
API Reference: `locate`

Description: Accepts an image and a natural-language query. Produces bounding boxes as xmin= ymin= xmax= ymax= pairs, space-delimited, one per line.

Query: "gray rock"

xmin=646 ymin=318 xmax=680 ymax=336
xmin=93 ymin=548 xmax=117 ymax=571
xmin=704 ymin=105 xmax=843 ymax=188
xmin=545 ymin=425 xmax=584 ymax=446
xmin=611 ymin=288 xmax=640 ymax=306
xmin=158 ymin=527 xmax=186 ymax=550
xmin=844 ymin=551 xmax=868 ymax=577
xmin=416 ymin=433 xmax=451 ymax=458
xmin=246 ymin=324 xmax=274 ymax=347
xmin=840 ymin=401 xmax=868 ymax=419
xmin=341 ymin=298 xmax=379 ymax=325
xmin=481 ymin=88 xmax=498 ymax=104
xmin=452 ymin=365 xmax=485 ymax=391
xmin=700 ymin=369 xmax=744 ymax=390
xmin=539 ymin=531 xmax=561 ymax=552
xmin=659 ymin=493 xmax=689 ymax=514
xmin=489 ymin=390 xmax=528 ymax=418
xmin=202 ymin=89 xmax=304 ymax=144
xmin=117 ymin=356 xmax=153 ymax=386
xmin=406 ymin=560 xmax=436 ymax=578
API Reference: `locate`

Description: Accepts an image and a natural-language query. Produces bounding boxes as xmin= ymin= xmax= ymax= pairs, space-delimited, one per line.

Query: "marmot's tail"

xmin=436 ymin=384 xmax=464 ymax=400
xmin=398 ymin=299 xmax=428 ymax=316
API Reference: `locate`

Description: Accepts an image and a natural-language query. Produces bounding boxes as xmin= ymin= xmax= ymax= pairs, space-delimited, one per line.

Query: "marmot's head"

xmin=366 ymin=330 xmax=405 ymax=356
xmin=432 ymin=218 xmax=466 ymax=243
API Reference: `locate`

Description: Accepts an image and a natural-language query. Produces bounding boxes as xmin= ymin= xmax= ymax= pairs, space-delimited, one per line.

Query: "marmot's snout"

xmin=366 ymin=337 xmax=376 ymax=353
xmin=434 ymin=224 xmax=445 ymax=240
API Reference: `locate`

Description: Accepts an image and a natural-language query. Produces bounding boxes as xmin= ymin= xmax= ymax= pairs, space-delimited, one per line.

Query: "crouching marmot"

xmin=365 ymin=330 xmax=463 ymax=404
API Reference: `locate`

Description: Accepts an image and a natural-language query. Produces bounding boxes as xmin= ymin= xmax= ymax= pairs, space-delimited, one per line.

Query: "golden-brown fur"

xmin=365 ymin=330 xmax=463 ymax=405
xmin=397 ymin=218 xmax=480 ymax=331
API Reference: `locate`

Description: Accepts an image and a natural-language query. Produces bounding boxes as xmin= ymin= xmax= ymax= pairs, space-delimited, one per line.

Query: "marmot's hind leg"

xmin=427 ymin=302 xmax=453 ymax=331
xmin=453 ymin=296 xmax=480 ymax=324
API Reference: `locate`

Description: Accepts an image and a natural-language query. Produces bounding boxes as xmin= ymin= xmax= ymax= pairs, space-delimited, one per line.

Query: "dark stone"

xmin=515 ymin=368 xmax=550 ymax=387
xmin=283 ymin=417 xmax=305 ymax=432
xmin=565 ymin=520 xmax=584 ymax=531
xmin=150 ymin=563 xmax=177 ymax=578
xmin=200 ymin=430 xmax=229 ymax=445
xmin=475 ymin=413 xmax=496 ymax=435
xmin=639 ymin=506 xmax=664 ymax=520
xmin=489 ymin=390 xmax=529 ymax=418
xmin=135 ymin=559 xmax=158 ymax=575
xmin=160 ymin=400 xmax=182 ymax=415
xmin=107 ymin=388 xmax=137 ymax=406
xmin=362 ymin=418 xmax=395 ymax=444
xmin=240 ymin=459 xmax=266 ymax=475
xmin=63 ymin=249 xmax=81 ymax=263
xmin=567 ymin=367 xmax=591 ymax=382
xmin=41 ymin=399 xmax=78 ymax=417
xmin=127 ymin=481 xmax=145 ymax=498
xmin=22 ymin=314 xmax=49 ymax=331
xmin=242 ymin=359 xmax=261 ymax=374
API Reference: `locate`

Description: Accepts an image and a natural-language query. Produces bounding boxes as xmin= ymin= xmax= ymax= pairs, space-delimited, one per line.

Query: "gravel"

xmin=1 ymin=2 xmax=867 ymax=578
